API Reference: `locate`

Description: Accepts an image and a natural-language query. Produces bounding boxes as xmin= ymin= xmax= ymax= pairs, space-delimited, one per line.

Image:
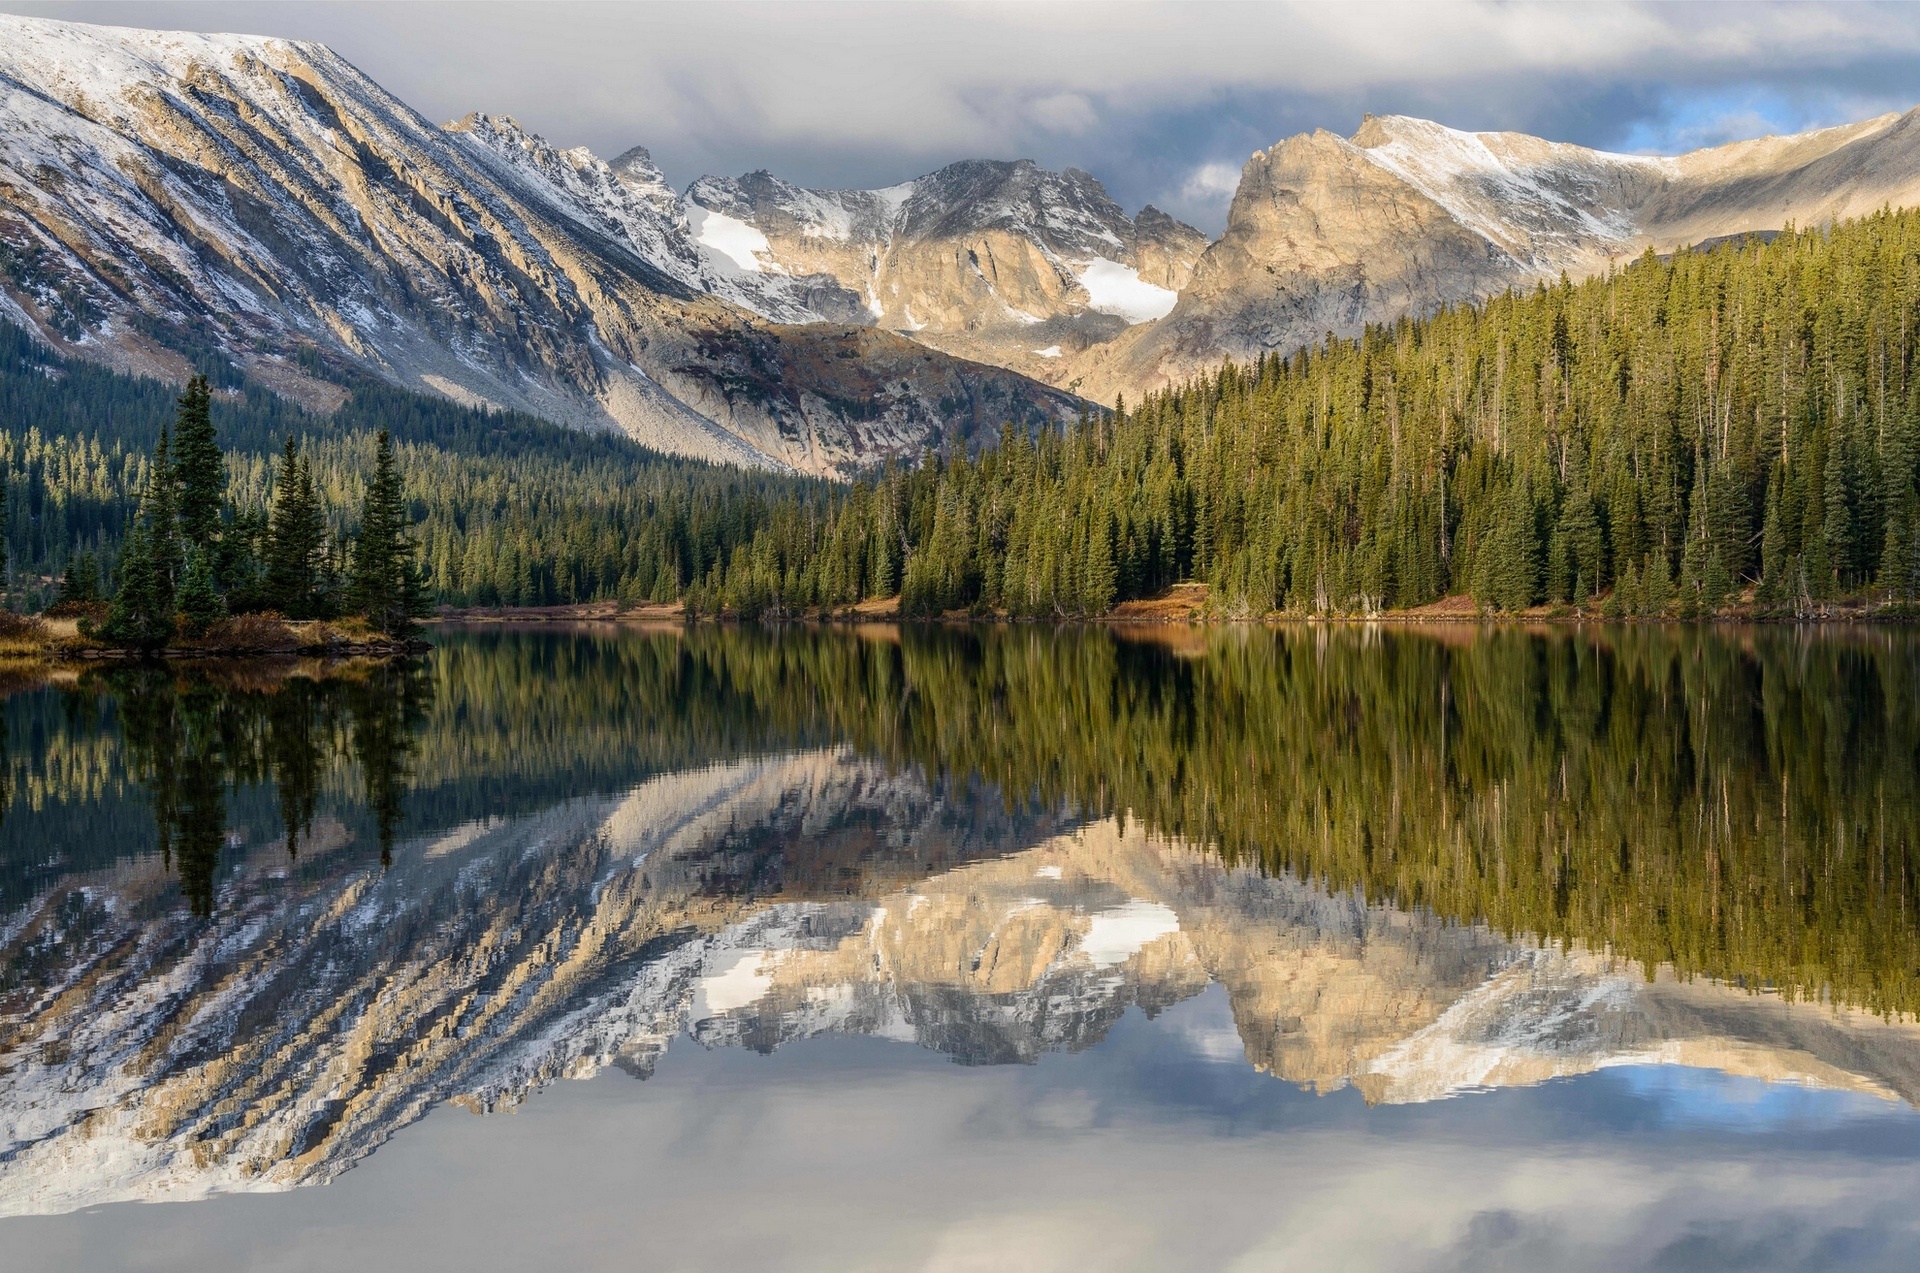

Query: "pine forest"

xmin=8 ymin=207 xmax=1920 ymax=621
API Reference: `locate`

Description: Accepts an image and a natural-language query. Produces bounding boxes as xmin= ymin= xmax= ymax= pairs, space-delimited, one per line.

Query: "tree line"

xmin=10 ymin=203 xmax=1920 ymax=619
xmin=0 ymin=321 xmax=832 ymax=613
xmin=688 ymin=206 xmax=1920 ymax=617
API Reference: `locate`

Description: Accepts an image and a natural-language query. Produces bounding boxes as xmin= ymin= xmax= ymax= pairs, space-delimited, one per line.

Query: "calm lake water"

xmin=4 ymin=623 xmax=1920 ymax=1271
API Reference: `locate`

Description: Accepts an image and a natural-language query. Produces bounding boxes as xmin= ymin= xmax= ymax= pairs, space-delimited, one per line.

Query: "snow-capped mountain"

xmin=10 ymin=13 xmax=1920 ymax=467
xmin=685 ymin=159 xmax=1208 ymax=386
xmin=1081 ymin=108 xmax=1920 ymax=403
xmin=0 ymin=15 xmax=1077 ymax=474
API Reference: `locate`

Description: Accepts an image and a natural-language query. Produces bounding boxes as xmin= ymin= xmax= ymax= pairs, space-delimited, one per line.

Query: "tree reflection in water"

xmin=91 ymin=659 xmax=431 ymax=914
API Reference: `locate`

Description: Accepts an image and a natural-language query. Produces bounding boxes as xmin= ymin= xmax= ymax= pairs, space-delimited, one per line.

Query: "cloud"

xmin=1027 ymin=92 xmax=1098 ymax=136
xmin=1178 ymin=161 xmax=1245 ymax=215
xmin=6 ymin=1 xmax=1920 ymax=232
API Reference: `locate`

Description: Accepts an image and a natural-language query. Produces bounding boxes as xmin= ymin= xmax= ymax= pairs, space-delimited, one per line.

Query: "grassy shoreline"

xmin=0 ymin=610 xmax=428 ymax=662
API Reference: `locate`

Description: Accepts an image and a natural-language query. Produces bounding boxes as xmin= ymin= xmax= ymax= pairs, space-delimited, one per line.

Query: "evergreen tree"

xmin=146 ymin=428 xmax=180 ymax=613
xmin=171 ymin=375 xmax=224 ymax=555
xmin=347 ymin=430 xmax=429 ymax=636
xmin=265 ymin=438 xmax=327 ymax=618
xmin=96 ymin=519 xmax=172 ymax=649
xmin=1759 ymin=476 xmax=1787 ymax=607
xmin=177 ymin=546 xmax=225 ymax=637
xmin=97 ymin=434 xmax=179 ymax=649
xmin=58 ymin=550 xmax=100 ymax=606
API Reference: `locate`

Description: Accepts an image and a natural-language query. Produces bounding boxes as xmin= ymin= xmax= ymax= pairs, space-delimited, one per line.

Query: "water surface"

xmin=3 ymin=624 xmax=1918 ymax=1270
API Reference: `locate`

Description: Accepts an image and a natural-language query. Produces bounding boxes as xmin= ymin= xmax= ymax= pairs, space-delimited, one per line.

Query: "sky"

xmin=7 ymin=1 xmax=1920 ymax=233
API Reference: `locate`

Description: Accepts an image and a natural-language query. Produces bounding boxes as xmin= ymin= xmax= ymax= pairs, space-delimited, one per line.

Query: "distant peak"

xmin=1350 ymin=113 xmax=1394 ymax=149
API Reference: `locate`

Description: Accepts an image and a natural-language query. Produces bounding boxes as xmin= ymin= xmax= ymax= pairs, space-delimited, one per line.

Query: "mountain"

xmin=685 ymin=160 xmax=1207 ymax=389
xmin=10 ymin=14 xmax=1920 ymax=476
xmin=1076 ymin=109 xmax=1920 ymax=402
xmin=0 ymin=15 xmax=1078 ymax=475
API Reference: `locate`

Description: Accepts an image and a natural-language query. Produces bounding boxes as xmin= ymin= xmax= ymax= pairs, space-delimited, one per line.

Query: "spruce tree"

xmin=97 ymin=520 xmax=172 ymax=650
xmin=171 ymin=375 xmax=224 ymax=555
xmin=58 ymin=550 xmax=100 ymax=606
xmin=1645 ymin=548 xmax=1673 ymax=617
xmin=347 ymin=430 xmax=428 ymax=636
xmin=265 ymin=438 xmax=326 ymax=618
xmin=1760 ymin=478 xmax=1786 ymax=607
xmin=97 ymin=433 xmax=181 ymax=648
xmin=177 ymin=546 xmax=224 ymax=637
xmin=146 ymin=428 xmax=179 ymax=614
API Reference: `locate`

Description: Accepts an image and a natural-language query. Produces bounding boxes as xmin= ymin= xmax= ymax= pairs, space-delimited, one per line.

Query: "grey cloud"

xmin=7 ymin=2 xmax=1920 ymax=230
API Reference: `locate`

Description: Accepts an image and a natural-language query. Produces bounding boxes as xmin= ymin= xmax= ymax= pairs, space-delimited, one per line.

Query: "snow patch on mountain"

xmin=1351 ymin=115 xmax=1659 ymax=270
xmin=1076 ymin=258 xmax=1179 ymax=323
xmin=688 ymin=205 xmax=776 ymax=273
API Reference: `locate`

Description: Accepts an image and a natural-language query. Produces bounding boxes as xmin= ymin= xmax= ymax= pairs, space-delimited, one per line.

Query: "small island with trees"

xmin=13 ymin=375 xmax=430 ymax=659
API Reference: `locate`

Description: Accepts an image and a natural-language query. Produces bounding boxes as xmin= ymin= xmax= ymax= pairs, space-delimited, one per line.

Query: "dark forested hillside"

xmin=711 ymin=207 xmax=1920 ymax=618
xmin=10 ymin=204 xmax=1920 ymax=618
xmin=0 ymin=324 xmax=831 ymax=609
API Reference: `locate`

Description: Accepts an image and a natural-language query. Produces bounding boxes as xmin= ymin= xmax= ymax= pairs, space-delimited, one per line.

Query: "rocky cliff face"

xmin=0 ymin=15 xmax=1079 ymax=474
xmin=687 ymin=159 xmax=1207 ymax=390
xmin=1080 ymin=109 xmax=1920 ymax=402
xmin=8 ymin=757 xmax=1918 ymax=1218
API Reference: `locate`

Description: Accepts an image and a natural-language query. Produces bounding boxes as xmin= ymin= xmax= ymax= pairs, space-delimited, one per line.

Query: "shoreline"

xmin=425 ymin=591 xmax=1919 ymax=628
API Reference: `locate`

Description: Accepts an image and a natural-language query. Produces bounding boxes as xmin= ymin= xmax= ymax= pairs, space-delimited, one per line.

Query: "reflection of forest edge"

xmin=3 ymin=624 xmax=1917 ymax=1016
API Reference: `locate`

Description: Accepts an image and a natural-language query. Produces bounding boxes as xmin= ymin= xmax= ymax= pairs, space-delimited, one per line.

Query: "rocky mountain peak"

xmin=683 ymin=154 xmax=1207 ymax=388
xmin=1071 ymin=105 xmax=1920 ymax=408
xmin=0 ymin=13 xmax=1079 ymax=474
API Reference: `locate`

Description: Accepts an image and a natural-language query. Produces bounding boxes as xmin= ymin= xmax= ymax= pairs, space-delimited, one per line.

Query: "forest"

xmin=7 ymin=204 xmax=1920 ymax=618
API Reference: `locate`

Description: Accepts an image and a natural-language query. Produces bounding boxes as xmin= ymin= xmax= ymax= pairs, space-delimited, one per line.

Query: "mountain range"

xmin=6 ymin=13 xmax=1920 ymax=473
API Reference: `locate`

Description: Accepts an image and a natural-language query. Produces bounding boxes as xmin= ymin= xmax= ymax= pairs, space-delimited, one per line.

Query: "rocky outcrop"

xmin=1080 ymin=109 xmax=1920 ymax=403
xmin=687 ymin=159 xmax=1207 ymax=390
xmin=0 ymin=16 xmax=1078 ymax=474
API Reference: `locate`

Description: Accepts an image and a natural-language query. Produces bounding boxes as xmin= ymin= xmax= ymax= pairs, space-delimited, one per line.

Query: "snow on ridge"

xmin=1354 ymin=115 xmax=1655 ymax=265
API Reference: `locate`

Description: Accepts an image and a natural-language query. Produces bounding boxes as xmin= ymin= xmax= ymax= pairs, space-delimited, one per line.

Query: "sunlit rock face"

xmin=6 ymin=745 xmax=1920 ymax=1219
xmin=685 ymin=160 xmax=1207 ymax=392
xmin=1077 ymin=109 xmax=1920 ymax=403
xmin=0 ymin=16 xmax=1078 ymax=474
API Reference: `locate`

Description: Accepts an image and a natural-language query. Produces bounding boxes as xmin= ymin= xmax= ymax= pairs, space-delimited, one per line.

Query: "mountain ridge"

xmin=0 ymin=14 xmax=1080 ymax=475
xmin=8 ymin=13 xmax=1920 ymax=471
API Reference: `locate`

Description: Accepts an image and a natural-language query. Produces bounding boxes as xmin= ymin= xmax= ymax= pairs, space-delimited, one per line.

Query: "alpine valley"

xmin=8 ymin=13 xmax=1920 ymax=475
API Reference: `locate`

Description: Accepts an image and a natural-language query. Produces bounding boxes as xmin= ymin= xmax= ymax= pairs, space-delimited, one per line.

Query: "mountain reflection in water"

xmin=2 ymin=624 xmax=1918 ymax=1221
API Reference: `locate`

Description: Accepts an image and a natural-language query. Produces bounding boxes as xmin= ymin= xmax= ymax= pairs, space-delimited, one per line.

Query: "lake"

xmin=3 ymin=623 xmax=1919 ymax=1271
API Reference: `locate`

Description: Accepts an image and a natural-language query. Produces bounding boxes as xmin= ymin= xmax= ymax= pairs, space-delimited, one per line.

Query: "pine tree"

xmin=58 ymin=550 xmax=99 ymax=606
xmin=96 ymin=519 xmax=172 ymax=649
xmin=347 ymin=430 xmax=428 ymax=636
xmin=146 ymin=429 xmax=179 ymax=614
xmin=1645 ymin=548 xmax=1673 ymax=617
xmin=171 ymin=375 xmax=224 ymax=555
xmin=177 ymin=546 xmax=224 ymax=637
xmin=1759 ymin=477 xmax=1786 ymax=608
xmin=1822 ymin=442 xmax=1852 ymax=593
xmin=265 ymin=438 xmax=326 ymax=618
xmin=96 ymin=433 xmax=181 ymax=648
xmin=1084 ymin=507 xmax=1117 ymax=614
